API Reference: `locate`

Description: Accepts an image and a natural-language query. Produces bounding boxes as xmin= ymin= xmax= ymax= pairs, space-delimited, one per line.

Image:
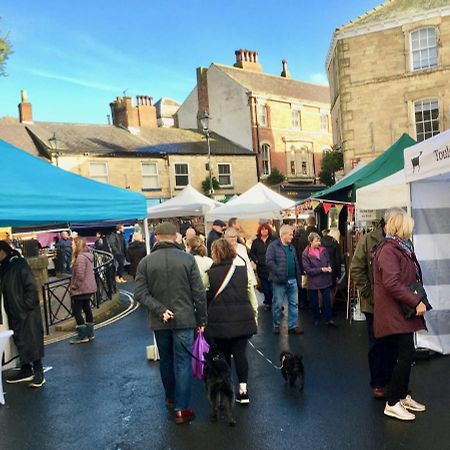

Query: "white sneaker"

xmin=401 ymin=395 xmax=426 ymax=412
xmin=384 ymin=401 xmax=416 ymax=421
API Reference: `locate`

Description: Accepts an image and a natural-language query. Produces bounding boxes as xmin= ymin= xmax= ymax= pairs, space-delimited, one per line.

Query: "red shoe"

xmin=175 ymin=409 xmax=195 ymax=424
xmin=373 ymin=387 xmax=385 ymax=399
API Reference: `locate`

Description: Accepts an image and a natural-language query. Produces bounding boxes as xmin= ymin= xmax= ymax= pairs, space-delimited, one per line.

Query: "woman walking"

xmin=302 ymin=232 xmax=336 ymax=327
xmin=69 ymin=237 xmax=97 ymax=344
xmin=206 ymin=238 xmax=257 ymax=404
xmin=372 ymin=209 xmax=427 ymax=421
xmin=0 ymin=241 xmax=45 ymax=388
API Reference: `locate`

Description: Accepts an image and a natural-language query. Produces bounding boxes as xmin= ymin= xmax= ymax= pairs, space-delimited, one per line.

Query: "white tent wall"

xmin=410 ymin=174 xmax=450 ymax=354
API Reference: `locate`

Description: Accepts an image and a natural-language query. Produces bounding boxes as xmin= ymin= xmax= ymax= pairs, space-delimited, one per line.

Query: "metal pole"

xmin=206 ymin=132 xmax=214 ymax=197
xmin=144 ymin=217 xmax=151 ymax=254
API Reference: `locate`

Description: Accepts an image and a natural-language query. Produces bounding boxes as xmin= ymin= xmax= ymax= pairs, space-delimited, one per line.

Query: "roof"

xmin=0 ymin=118 xmax=41 ymax=157
xmin=214 ymin=64 xmax=330 ymax=105
xmin=338 ymin=0 xmax=450 ymax=32
xmin=311 ymin=133 xmax=416 ymax=202
xmin=24 ymin=122 xmax=254 ymax=157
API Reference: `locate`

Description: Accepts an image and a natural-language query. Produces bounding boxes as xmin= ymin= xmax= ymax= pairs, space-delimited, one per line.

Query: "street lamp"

xmin=200 ymin=111 xmax=214 ymax=196
xmin=48 ymin=132 xmax=60 ymax=167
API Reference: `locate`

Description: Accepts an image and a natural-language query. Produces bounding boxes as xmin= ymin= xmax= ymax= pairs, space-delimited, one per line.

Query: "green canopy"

xmin=310 ymin=133 xmax=416 ymax=203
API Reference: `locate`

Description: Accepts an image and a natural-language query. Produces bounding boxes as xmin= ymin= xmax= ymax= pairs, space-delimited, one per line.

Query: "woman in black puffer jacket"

xmin=206 ymin=238 xmax=257 ymax=405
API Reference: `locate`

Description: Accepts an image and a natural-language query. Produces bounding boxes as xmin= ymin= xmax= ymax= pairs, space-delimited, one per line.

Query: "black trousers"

xmin=72 ymin=295 xmax=94 ymax=325
xmin=385 ymin=333 xmax=415 ymax=406
xmin=213 ymin=337 xmax=249 ymax=383
xmin=115 ymin=254 xmax=125 ymax=277
xmin=365 ymin=313 xmax=398 ymax=388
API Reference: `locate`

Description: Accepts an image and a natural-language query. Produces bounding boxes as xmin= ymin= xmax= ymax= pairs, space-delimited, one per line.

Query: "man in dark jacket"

xmin=266 ymin=225 xmax=303 ymax=335
xmin=134 ymin=222 xmax=206 ymax=424
xmin=108 ymin=224 xmax=127 ymax=284
xmin=0 ymin=241 xmax=45 ymax=388
xmin=206 ymin=219 xmax=226 ymax=257
xmin=350 ymin=209 xmax=401 ymax=399
xmin=55 ymin=230 xmax=72 ymax=273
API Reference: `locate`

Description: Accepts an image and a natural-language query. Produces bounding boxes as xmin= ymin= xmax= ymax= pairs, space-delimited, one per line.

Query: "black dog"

xmin=280 ymin=351 xmax=305 ymax=390
xmin=203 ymin=349 xmax=236 ymax=426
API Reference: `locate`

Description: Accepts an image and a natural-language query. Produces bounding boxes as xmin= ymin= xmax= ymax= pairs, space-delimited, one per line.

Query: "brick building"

xmin=327 ymin=0 xmax=450 ymax=172
xmin=177 ymin=50 xmax=332 ymax=185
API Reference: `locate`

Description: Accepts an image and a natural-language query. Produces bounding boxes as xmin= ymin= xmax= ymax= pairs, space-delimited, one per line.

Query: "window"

xmin=89 ymin=162 xmax=108 ymax=184
xmin=291 ymin=110 xmax=301 ymax=129
xmin=320 ymin=113 xmax=329 ymax=132
xmin=217 ymin=163 xmax=232 ymax=187
xmin=174 ymin=163 xmax=189 ymax=187
xmin=414 ymin=99 xmax=439 ymax=142
xmin=261 ymin=144 xmax=271 ymax=176
xmin=411 ymin=27 xmax=438 ymax=71
xmin=302 ymin=161 xmax=307 ymax=175
xmin=257 ymin=104 xmax=267 ymax=126
xmin=141 ymin=162 xmax=160 ymax=189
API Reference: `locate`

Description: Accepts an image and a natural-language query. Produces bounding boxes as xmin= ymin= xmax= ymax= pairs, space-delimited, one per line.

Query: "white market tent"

xmin=356 ymin=169 xmax=410 ymax=210
xmin=404 ymin=129 xmax=450 ymax=354
xmin=205 ymin=182 xmax=295 ymax=221
xmin=147 ymin=185 xmax=222 ymax=218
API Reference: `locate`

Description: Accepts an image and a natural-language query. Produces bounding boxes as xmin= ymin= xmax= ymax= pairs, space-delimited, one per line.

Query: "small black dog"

xmin=203 ymin=349 xmax=236 ymax=426
xmin=280 ymin=351 xmax=305 ymax=390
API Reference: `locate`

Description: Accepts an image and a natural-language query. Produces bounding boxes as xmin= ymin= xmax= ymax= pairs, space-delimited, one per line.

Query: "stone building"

xmin=327 ymin=0 xmax=450 ymax=172
xmin=177 ymin=50 xmax=332 ymax=185
xmin=0 ymin=92 xmax=257 ymax=204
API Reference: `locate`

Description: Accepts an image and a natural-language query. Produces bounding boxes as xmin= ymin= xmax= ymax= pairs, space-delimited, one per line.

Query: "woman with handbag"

xmin=372 ymin=209 xmax=428 ymax=421
xmin=205 ymin=238 xmax=257 ymax=405
xmin=69 ymin=237 xmax=97 ymax=344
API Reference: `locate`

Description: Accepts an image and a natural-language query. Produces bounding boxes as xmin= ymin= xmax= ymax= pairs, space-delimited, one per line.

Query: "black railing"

xmin=42 ymin=249 xmax=117 ymax=335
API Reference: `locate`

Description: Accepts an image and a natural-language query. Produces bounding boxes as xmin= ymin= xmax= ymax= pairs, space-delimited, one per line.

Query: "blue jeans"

xmin=154 ymin=328 xmax=194 ymax=411
xmin=272 ymin=279 xmax=299 ymax=329
xmin=260 ymin=276 xmax=273 ymax=306
xmin=309 ymin=288 xmax=332 ymax=322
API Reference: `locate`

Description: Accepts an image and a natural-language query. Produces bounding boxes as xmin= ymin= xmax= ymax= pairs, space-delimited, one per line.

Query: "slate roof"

xmin=214 ymin=64 xmax=330 ymax=105
xmin=24 ymin=122 xmax=254 ymax=157
xmin=337 ymin=0 xmax=450 ymax=32
xmin=0 ymin=118 xmax=41 ymax=156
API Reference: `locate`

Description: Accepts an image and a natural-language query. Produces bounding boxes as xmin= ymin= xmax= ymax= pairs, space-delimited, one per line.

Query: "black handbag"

xmin=401 ymin=282 xmax=432 ymax=319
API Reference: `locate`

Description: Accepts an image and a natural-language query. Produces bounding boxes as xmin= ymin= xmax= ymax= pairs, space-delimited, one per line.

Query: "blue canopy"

xmin=0 ymin=140 xmax=147 ymax=226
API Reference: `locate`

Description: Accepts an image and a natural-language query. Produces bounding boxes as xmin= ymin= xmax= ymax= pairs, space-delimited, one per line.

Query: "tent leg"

xmin=144 ymin=218 xmax=151 ymax=254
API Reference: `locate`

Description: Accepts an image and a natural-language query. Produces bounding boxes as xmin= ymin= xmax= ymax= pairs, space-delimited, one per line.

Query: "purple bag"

xmin=192 ymin=331 xmax=209 ymax=380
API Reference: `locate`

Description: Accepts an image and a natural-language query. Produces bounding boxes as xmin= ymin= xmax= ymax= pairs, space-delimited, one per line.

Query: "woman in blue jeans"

xmin=302 ymin=232 xmax=336 ymax=327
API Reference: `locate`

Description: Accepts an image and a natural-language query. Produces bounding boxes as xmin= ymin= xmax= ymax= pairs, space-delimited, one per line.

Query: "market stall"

xmin=404 ymin=129 xmax=450 ymax=354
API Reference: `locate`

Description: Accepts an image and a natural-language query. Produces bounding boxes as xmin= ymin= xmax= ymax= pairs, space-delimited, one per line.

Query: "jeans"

xmin=309 ymin=288 xmax=332 ymax=322
xmin=365 ymin=313 xmax=398 ymax=388
xmin=385 ymin=333 xmax=415 ymax=406
xmin=154 ymin=328 xmax=194 ymax=411
xmin=260 ymin=276 xmax=273 ymax=306
xmin=272 ymin=279 xmax=299 ymax=329
xmin=115 ymin=254 xmax=125 ymax=277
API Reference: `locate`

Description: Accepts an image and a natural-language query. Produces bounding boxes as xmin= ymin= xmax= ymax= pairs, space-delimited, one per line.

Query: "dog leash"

xmin=248 ymin=341 xmax=282 ymax=370
xmin=180 ymin=341 xmax=205 ymax=364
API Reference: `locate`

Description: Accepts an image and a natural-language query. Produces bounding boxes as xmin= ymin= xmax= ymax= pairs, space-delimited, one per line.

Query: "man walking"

xmin=134 ymin=222 xmax=206 ymax=424
xmin=206 ymin=219 xmax=226 ymax=257
xmin=108 ymin=224 xmax=127 ymax=283
xmin=266 ymin=225 xmax=303 ymax=335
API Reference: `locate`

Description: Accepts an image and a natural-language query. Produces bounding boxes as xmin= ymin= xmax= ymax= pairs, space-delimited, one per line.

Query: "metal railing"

xmin=42 ymin=249 xmax=117 ymax=335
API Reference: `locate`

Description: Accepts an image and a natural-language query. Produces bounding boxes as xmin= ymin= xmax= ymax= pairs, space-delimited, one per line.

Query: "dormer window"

xmin=411 ymin=27 xmax=438 ymax=71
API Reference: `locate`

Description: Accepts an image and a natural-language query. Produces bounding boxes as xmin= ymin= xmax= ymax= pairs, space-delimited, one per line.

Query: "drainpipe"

xmin=249 ymin=94 xmax=261 ymax=181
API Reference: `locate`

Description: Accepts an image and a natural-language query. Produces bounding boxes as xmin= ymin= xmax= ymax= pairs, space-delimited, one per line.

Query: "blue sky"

xmin=0 ymin=0 xmax=381 ymax=124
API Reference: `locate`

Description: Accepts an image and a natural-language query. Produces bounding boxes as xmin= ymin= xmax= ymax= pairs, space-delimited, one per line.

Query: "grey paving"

xmin=1 ymin=290 xmax=449 ymax=450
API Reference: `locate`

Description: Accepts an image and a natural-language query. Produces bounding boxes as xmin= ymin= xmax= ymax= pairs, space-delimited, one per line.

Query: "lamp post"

xmin=199 ymin=111 xmax=214 ymax=197
xmin=48 ymin=132 xmax=59 ymax=167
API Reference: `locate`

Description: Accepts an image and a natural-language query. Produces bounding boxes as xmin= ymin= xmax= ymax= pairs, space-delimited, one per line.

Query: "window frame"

xmin=410 ymin=27 xmax=438 ymax=71
xmin=257 ymin=104 xmax=267 ymax=127
xmin=320 ymin=113 xmax=329 ymax=132
xmin=291 ymin=109 xmax=301 ymax=130
xmin=414 ymin=98 xmax=440 ymax=142
xmin=174 ymin=162 xmax=190 ymax=188
xmin=261 ymin=143 xmax=271 ymax=176
xmin=141 ymin=162 xmax=160 ymax=190
xmin=88 ymin=161 xmax=109 ymax=184
xmin=217 ymin=162 xmax=233 ymax=187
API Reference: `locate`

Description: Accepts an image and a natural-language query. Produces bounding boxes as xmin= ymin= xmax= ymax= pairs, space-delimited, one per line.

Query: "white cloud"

xmin=309 ymin=72 xmax=329 ymax=85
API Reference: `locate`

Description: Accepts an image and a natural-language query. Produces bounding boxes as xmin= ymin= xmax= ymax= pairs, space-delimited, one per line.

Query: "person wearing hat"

xmin=134 ymin=222 xmax=207 ymax=424
xmin=206 ymin=219 xmax=226 ymax=257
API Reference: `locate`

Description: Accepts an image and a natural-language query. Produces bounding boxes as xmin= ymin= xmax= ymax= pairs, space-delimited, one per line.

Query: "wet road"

xmin=1 ymin=290 xmax=449 ymax=450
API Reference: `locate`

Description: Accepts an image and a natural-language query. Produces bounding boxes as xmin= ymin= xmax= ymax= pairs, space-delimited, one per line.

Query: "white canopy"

xmin=205 ymin=182 xmax=295 ymax=221
xmin=147 ymin=185 xmax=222 ymax=219
xmin=356 ymin=169 xmax=409 ymax=210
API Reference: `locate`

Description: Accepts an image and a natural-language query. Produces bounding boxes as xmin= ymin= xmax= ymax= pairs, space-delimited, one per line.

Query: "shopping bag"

xmin=192 ymin=330 xmax=209 ymax=380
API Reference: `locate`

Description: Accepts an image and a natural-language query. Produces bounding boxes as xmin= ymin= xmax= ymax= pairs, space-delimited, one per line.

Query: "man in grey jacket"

xmin=134 ymin=222 xmax=206 ymax=424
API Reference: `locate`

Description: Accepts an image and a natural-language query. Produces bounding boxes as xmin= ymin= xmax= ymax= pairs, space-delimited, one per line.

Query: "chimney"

xmin=18 ymin=89 xmax=33 ymax=123
xmin=196 ymin=67 xmax=210 ymax=130
xmin=233 ymin=49 xmax=262 ymax=72
xmin=280 ymin=59 xmax=291 ymax=79
xmin=110 ymin=95 xmax=157 ymax=129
